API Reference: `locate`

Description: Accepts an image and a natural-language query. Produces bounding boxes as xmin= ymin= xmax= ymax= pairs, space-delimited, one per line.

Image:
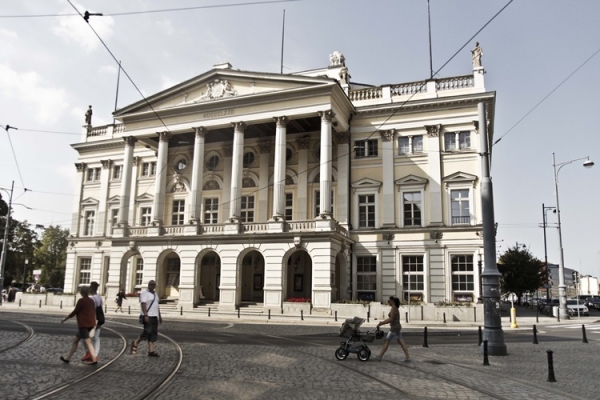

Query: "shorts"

xmin=386 ymin=330 xmax=403 ymax=341
xmin=139 ymin=316 xmax=159 ymax=342
xmin=76 ymin=327 xmax=93 ymax=339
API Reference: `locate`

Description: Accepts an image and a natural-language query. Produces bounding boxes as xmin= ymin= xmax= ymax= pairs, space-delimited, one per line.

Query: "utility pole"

xmin=0 ymin=181 xmax=14 ymax=305
xmin=478 ymin=102 xmax=507 ymax=356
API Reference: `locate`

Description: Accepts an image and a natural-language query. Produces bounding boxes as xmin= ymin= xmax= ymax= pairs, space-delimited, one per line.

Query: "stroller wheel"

xmin=357 ymin=348 xmax=371 ymax=362
xmin=335 ymin=347 xmax=348 ymax=361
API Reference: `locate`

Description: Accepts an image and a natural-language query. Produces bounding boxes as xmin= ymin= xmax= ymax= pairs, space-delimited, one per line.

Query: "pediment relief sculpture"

xmin=329 ymin=51 xmax=346 ymax=67
xmin=195 ymin=79 xmax=238 ymax=101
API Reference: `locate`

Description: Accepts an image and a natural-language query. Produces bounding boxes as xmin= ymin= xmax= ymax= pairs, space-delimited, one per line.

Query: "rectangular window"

xmin=204 ymin=198 xmax=219 ymax=224
xmin=166 ymin=258 xmax=180 ymax=286
xmin=444 ymin=133 xmax=457 ymax=151
xmin=451 ymin=189 xmax=470 ymax=225
xmin=358 ymin=194 xmax=376 ymax=228
xmin=398 ymin=137 xmax=410 ymax=155
xmin=140 ymin=207 xmax=152 ymax=226
xmin=79 ymin=257 xmax=92 ymax=285
xmin=398 ymin=135 xmax=424 ymax=155
xmin=459 ymin=131 xmax=471 ymax=149
xmin=356 ymin=256 xmax=377 ymax=301
xmin=141 ymin=162 xmax=157 ymax=177
xmin=402 ymin=255 xmax=424 ymax=300
xmin=112 ymin=165 xmax=122 ymax=180
xmin=135 ymin=258 xmax=144 ymax=286
xmin=285 ymin=193 xmax=293 ymax=221
xmin=240 ymin=196 xmax=254 ymax=223
xmin=451 ymin=255 xmax=474 ymax=291
xmin=403 ymin=192 xmax=422 ymax=226
xmin=355 ymin=139 xmax=378 ymax=158
xmin=314 ymin=191 xmax=335 ymax=218
xmin=84 ymin=211 xmax=95 ymax=236
xmin=85 ymin=167 xmax=101 ymax=182
xmin=171 ymin=200 xmax=185 ymax=225
xmin=110 ymin=209 xmax=119 ymax=232
xmin=413 ymin=135 xmax=423 ymax=153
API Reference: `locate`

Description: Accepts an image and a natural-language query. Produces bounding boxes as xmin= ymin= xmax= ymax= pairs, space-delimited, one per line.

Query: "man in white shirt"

xmin=130 ymin=280 xmax=162 ymax=357
xmin=82 ymin=281 xmax=104 ymax=362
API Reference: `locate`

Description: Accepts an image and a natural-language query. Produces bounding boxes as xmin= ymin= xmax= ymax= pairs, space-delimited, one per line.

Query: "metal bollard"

xmin=301 ymin=310 xmax=304 ymax=321
xmin=335 ymin=310 xmax=337 ymax=322
xmin=582 ymin=325 xmax=588 ymax=344
xmin=547 ymin=350 xmax=556 ymax=382
xmin=238 ymin=308 xmax=240 ymax=319
xmin=423 ymin=327 xmax=429 ymax=347
xmin=180 ymin=306 xmax=183 ymax=316
xmin=367 ymin=311 xmax=370 ymax=323
xmin=39 ymin=300 xmax=42 ymax=308
xmin=536 ymin=306 xmax=539 ymax=323
xmin=478 ymin=326 xmax=482 ymax=346
xmin=483 ymin=340 xmax=489 ymax=366
xmin=105 ymin=304 xmax=107 ymax=313
xmin=268 ymin=309 xmax=271 ymax=320
xmin=208 ymin=308 xmax=211 ymax=317
xmin=60 ymin=301 xmax=63 ymax=310
xmin=128 ymin=305 xmax=131 ymax=314
xmin=405 ymin=312 xmax=408 ymax=323
xmin=443 ymin=312 xmax=446 ymax=324
xmin=557 ymin=308 xmax=560 ymax=323
xmin=19 ymin=299 xmax=21 ymax=307
xmin=533 ymin=325 xmax=539 ymax=344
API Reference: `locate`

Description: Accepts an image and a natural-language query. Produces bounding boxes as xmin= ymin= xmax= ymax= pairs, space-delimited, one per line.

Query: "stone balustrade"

xmin=349 ymin=87 xmax=382 ymax=101
xmin=391 ymin=81 xmax=427 ymax=96
xmin=164 ymin=225 xmax=185 ymax=235
xmin=287 ymin=221 xmax=316 ymax=232
xmin=243 ymin=222 xmax=269 ymax=233
xmin=129 ymin=227 xmax=148 ymax=237
xmin=86 ymin=123 xmax=125 ymax=141
xmin=436 ymin=75 xmax=474 ymax=91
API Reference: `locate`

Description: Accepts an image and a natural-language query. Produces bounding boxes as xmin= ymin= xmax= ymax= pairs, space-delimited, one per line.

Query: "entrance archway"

xmin=196 ymin=251 xmax=221 ymax=302
xmin=285 ymin=250 xmax=312 ymax=301
xmin=240 ymin=251 xmax=264 ymax=303
xmin=158 ymin=252 xmax=180 ymax=300
xmin=333 ymin=252 xmax=349 ymax=301
xmin=120 ymin=251 xmax=143 ymax=295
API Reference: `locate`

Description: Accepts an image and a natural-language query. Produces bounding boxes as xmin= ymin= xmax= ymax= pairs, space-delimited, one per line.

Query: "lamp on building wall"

xmin=552 ymin=152 xmax=594 ymax=319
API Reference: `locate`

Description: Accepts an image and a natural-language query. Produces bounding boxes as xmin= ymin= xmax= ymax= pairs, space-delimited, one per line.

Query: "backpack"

xmin=96 ymin=304 xmax=105 ymax=326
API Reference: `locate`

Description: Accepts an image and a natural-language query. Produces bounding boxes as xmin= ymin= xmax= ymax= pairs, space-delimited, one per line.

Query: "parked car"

xmin=582 ymin=296 xmax=600 ymax=310
xmin=566 ymin=299 xmax=589 ymax=316
xmin=543 ymin=298 xmax=559 ymax=314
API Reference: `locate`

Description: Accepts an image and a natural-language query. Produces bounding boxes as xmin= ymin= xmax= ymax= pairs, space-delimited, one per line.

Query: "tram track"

xmin=0 ymin=320 xmax=34 ymax=353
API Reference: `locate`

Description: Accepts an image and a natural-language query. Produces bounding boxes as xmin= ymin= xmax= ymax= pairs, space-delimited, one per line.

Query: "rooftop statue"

xmin=84 ymin=105 xmax=92 ymax=126
xmin=339 ymin=66 xmax=351 ymax=85
xmin=329 ymin=51 xmax=345 ymax=67
xmin=471 ymin=42 xmax=483 ymax=68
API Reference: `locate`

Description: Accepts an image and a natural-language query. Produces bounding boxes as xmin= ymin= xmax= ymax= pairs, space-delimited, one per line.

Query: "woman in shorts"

xmin=60 ymin=286 xmax=98 ymax=365
xmin=372 ymin=296 xmax=411 ymax=362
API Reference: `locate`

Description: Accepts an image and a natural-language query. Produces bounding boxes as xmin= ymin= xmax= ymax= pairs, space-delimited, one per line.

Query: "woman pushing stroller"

xmin=372 ymin=296 xmax=411 ymax=362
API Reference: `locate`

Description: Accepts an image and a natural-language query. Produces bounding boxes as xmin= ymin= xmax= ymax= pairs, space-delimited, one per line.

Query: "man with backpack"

xmin=83 ymin=281 xmax=105 ymax=362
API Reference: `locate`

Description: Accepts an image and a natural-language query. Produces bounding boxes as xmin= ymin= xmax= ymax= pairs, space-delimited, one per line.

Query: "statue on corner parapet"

xmin=471 ymin=42 xmax=483 ymax=68
xmin=84 ymin=105 xmax=93 ymax=126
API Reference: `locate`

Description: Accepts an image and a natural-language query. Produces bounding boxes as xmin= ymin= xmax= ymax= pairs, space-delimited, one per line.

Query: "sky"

xmin=1 ymin=0 xmax=599 ymax=277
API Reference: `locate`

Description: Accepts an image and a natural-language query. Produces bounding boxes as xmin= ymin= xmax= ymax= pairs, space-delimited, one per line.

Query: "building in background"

xmin=64 ymin=51 xmax=494 ymax=311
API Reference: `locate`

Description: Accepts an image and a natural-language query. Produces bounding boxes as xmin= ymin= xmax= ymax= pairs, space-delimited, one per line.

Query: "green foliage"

xmin=498 ymin=245 xmax=546 ymax=305
xmin=35 ymin=226 xmax=69 ymax=288
xmin=1 ymin=219 xmax=39 ymax=287
xmin=434 ymin=300 xmax=472 ymax=307
xmin=333 ymin=299 xmax=371 ymax=306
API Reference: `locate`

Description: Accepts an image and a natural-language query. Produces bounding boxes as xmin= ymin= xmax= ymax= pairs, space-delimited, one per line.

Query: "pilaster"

xmin=296 ymin=136 xmax=310 ymax=220
xmin=381 ymin=129 xmax=396 ymax=228
xmin=70 ymin=162 xmax=86 ymax=237
xmin=152 ymin=132 xmax=171 ymax=226
xmin=257 ymin=141 xmax=271 ymax=222
xmin=96 ymin=160 xmax=111 ymax=236
xmin=426 ymin=125 xmax=443 ymax=226
xmin=118 ymin=136 xmax=137 ymax=229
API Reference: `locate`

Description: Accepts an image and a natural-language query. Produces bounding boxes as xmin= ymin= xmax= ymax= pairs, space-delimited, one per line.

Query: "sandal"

xmin=60 ymin=356 xmax=70 ymax=364
xmin=130 ymin=342 xmax=138 ymax=355
xmin=85 ymin=357 xmax=98 ymax=365
xmin=148 ymin=352 xmax=160 ymax=357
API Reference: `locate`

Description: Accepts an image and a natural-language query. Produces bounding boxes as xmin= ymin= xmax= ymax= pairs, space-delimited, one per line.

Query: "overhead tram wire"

xmin=493 ymin=44 xmax=600 ymax=147
xmin=2 ymin=125 xmax=27 ymax=190
xmin=0 ymin=0 xmax=311 ymax=19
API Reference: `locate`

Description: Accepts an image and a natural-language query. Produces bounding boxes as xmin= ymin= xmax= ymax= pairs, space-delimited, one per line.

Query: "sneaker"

xmin=371 ymin=356 xmax=382 ymax=362
xmin=148 ymin=352 xmax=160 ymax=357
xmin=81 ymin=352 xmax=91 ymax=362
xmin=402 ymin=358 xmax=412 ymax=363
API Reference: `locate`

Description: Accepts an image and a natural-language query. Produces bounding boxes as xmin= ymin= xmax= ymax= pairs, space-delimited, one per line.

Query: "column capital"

xmin=223 ymin=145 xmax=233 ymax=157
xmin=132 ymin=156 xmax=140 ymax=166
xmin=425 ymin=124 xmax=442 ymax=137
xmin=273 ymin=116 xmax=288 ymax=127
xmin=75 ymin=162 xmax=86 ymax=172
xmin=258 ymin=141 xmax=272 ymax=154
xmin=380 ymin=129 xmax=395 ymax=142
xmin=296 ymin=136 xmax=311 ymax=149
xmin=333 ymin=131 xmax=351 ymax=145
xmin=123 ymin=136 xmax=138 ymax=146
xmin=101 ymin=159 xmax=112 ymax=169
xmin=472 ymin=120 xmax=479 ymax=134
xmin=231 ymin=121 xmax=247 ymax=132
xmin=194 ymin=126 xmax=208 ymax=137
xmin=318 ymin=110 xmax=335 ymax=122
xmin=157 ymin=131 xmax=171 ymax=141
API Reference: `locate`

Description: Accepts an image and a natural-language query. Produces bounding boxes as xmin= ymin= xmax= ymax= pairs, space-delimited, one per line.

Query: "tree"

xmin=2 ymin=219 xmax=38 ymax=287
xmin=498 ymin=245 xmax=546 ymax=305
xmin=35 ymin=225 xmax=69 ymax=288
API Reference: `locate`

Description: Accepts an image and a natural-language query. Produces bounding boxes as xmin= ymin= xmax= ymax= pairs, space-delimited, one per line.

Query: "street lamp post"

xmin=0 ymin=181 xmax=14 ymax=306
xmin=22 ymin=259 xmax=29 ymax=293
xmin=542 ymin=204 xmax=556 ymax=301
xmin=552 ymin=153 xmax=594 ymax=320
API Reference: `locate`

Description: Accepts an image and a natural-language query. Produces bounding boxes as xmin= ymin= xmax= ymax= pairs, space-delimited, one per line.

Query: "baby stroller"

xmin=335 ymin=316 xmax=384 ymax=362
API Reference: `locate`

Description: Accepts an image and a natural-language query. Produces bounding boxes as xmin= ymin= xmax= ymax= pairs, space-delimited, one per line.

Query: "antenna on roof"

xmin=427 ymin=0 xmax=433 ymax=79
xmin=280 ymin=9 xmax=285 ymax=74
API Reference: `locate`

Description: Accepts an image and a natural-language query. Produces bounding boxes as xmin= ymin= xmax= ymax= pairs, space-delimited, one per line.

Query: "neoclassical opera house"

xmin=64 ymin=51 xmax=495 ymax=312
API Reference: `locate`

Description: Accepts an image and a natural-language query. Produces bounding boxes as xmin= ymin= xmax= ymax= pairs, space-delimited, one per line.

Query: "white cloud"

xmin=161 ymin=75 xmax=179 ymax=90
xmin=98 ymin=65 xmax=117 ymax=75
xmin=155 ymin=20 xmax=174 ymax=35
xmin=0 ymin=63 xmax=69 ymax=124
xmin=53 ymin=2 xmax=115 ymax=53
xmin=0 ymin=29 xmax=18 ymax=40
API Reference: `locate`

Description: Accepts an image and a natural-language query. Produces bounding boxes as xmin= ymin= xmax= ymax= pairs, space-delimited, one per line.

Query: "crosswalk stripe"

xmin=544 ymin=324 xmax=600 ymax=329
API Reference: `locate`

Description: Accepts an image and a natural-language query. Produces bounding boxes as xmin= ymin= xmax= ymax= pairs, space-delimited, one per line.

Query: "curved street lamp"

xmin=553 ymin=153 xmax=594 ymax=320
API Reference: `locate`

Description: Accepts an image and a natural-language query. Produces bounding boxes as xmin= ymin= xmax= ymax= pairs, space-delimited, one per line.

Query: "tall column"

xmin=190 ymin=127 xmax=207 ymax=222
xmin=381 ymin=130 xmax=395 ymax=227
xmin=426 ymin=125 xmax=443 ymax=225
xmin=70 ymin=163 xmax=86 ymax=236
xmin=272 ymin=116 xmax=288 ymax=220
xmin=96 ymin=159 xmax=112 ymax=235
xmin=128 ymin=157 xmax=139 ymax=226
xmin=335 ymin=132 xmax=350 ymax=227
xmin=257 ymin=141 xmax=271 ymax=221
xmin=152 ymin=132 xmax=171 ymax=225
xmin=118 ymin=136 xmax=136 ymax=227
xmin=318 ymin=110 xmax=334 ymax=218
xmin=229 ymin=122 xmax=246 ymax=221
xmin=296 ymin=136 xmax=310 ymax=220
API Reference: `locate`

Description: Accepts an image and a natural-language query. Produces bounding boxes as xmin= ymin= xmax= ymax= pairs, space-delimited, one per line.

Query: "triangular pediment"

xmin=351 ymin=178 xmax=382 ymax=193
xmin=107 ymin=195 xmax=120 ymax=205
xmin=80 ymin=197 xmax=99 ymax=206
xmin=395 ymin=174 xmax=428 ymax=186
xmin=443 ymin=171 xmax=478 ymax=184
xmin=115 ymin=68 xmax=336 ymax=116
xmin=135 ymin=193 xmax=154 ymax=203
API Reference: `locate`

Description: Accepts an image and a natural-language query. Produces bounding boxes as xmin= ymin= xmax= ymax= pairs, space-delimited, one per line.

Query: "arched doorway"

xmin=240 ymin=251 xmax=264 ymax=303
xmin=120 ymin=252 xmax=143 ymax=295
xmin=333 ymin=252 xmax=349 ymax=302
xmin=158 ymin=252 xmax=180 ymax=300
xmin=285 ymin=250 xmax=312 ymax=301
xmin=196 ymin=251 xmax=221 ymax=302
